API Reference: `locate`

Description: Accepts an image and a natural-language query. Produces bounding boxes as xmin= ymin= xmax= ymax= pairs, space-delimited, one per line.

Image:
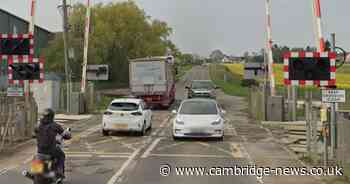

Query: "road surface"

xmin=0 ymin=66 xmax=320 ymax=184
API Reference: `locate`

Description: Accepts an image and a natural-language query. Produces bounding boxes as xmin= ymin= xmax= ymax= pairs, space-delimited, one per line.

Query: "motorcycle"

xmin=23 ymin=128 xmax=72 ymax=184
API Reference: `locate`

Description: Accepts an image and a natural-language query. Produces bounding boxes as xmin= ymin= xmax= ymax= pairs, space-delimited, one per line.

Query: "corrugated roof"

xmin=0 ymin=8 xmax=53 ymax=34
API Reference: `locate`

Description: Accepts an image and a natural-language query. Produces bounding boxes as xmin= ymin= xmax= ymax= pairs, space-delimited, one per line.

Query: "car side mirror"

xmin=172 ymin=110 xmax=177 ymax=114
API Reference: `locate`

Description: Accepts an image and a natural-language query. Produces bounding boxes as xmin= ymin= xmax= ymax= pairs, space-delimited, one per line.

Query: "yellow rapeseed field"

xmin=225 ymin=64 xmax=350 ymax=89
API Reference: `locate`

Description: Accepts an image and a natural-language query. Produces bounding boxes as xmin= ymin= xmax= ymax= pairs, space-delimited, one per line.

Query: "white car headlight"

xmin=175 ymin=119 xmax=185 ymax=125
xmin=211 ymin=119 xmax=221 ymax=125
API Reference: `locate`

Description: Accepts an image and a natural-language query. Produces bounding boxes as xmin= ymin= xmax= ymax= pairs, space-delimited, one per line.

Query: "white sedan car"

xmin=102 ymin=98 xmax=152 ymax=136
xmin=172 ymin=98 xmax=225 ymax=140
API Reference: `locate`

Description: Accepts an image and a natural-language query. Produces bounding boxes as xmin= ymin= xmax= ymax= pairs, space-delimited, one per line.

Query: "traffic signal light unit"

xmin=0 ymin=33 xmax=34 ymax=57
xmin=283 ymin=52 xmax=336 ymax=87
xmin=8 ymin=57 xmax=44 ymax=85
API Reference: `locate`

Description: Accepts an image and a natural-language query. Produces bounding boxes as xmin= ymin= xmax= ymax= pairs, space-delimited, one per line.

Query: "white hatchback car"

xmin=172 ymin=98 xmax=225 ymax=140
xmin=102 ymin=98 xmax=152 ymax=136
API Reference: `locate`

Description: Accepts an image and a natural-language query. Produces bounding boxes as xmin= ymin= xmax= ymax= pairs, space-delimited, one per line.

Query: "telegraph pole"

xmin=61 ymin=0 xmax=71 ymax=113
xmin=81 ymin=0 xmax=91 ymax=94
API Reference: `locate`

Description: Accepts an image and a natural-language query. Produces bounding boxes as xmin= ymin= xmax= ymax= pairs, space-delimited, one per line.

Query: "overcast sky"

xmin=2 ymin=0 xmax=349 ymax=56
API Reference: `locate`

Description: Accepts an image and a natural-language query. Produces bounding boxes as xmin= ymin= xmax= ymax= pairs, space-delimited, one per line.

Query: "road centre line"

xmin=107 ymin=148 xmax=142 ymax=184
xmin=151 ymin=115 xmax=171 ymax=136
xmin=141 ymin=137 xmax=162 ymax=158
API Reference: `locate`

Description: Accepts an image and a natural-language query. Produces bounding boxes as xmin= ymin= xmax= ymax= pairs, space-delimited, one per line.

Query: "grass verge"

xmin=209 ymin=64 xmax=249 ymax=97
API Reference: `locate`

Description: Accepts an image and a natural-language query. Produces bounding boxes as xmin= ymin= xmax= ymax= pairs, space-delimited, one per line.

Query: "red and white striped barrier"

xmin=265 ymin=0 xmax=276 ymax=96
xmin=7 ymin=56 xmax=44 ymax=85
xmin=283 ymin=52 xmax=336 ymax=87
xmin=313 ymin=0 xmax=325 ymax=52
xmin=29 ymin=0 xmax=36 ymax=35
xmin=0 ymin=33 xmax=34 ymax=60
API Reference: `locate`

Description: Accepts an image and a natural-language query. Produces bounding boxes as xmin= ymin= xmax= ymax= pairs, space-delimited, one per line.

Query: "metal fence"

xmin=248 ymin=85 xmax=266 ymax=121
xmin=336 ymin=113 xmax=350 ymax=167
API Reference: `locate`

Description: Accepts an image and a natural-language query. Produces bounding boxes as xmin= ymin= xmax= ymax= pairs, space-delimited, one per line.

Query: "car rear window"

xmin=108 ymin=102 xmax=139 ymax=111
xmin=192 ymin=81 xmax=214 ymax=89
xmin=179 ymin=101 xmax=218 ymax=115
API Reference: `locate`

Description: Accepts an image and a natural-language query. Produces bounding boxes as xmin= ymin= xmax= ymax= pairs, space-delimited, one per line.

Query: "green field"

xmin=209 ymin=64 xmax=249 ymax=97
xmin=225 ymin=63 xmax=350 ymax=89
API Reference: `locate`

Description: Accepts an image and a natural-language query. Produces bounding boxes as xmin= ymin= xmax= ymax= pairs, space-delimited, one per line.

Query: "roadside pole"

xmin=81 ymin=0 xmax=92 ymax=113
xmin=330 ymin=33 xmax=337 ymax=159
xmin=320 ymin=105 xmax=328 ymax=167
xmin=291 ymin=86 xmax=297 ymax=121
xmin=305 ymin=89 xmax=312 ymax=157
xmin=62 ymin=0 xmax=71 ymax=113
xmin=309 ymin=0 xmax=326 ymax=159
xmin=81 ymin=0 xmax=91 ymax=94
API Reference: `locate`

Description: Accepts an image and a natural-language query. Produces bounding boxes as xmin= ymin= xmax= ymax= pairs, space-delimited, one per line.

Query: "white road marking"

xmin=156 ymin=142 xmax=185 ymax=151
xmin=151 ymin=115 xmax=171 ymax=136
xmin=67 ymin=154 xmax=93 ymax=158
xmin=23 ymin=156 xmax=34 ymax=164
xmin=120 ymin=142 xmax=137 ymax=151
xmin=230 ymin=143 xmax=244 ymax=158
xmin=141 ymin=138 xmax=162 ymax=158
xmin=65 ymin=151 xmax=132 ymax=155
xmin=67 ymin=154 xmax=129 ymax=158
xmin=0 ymin=166 xmax=16 ymax=176
xmin=240 ymin=136 xmax=264 ymax=184
xmin=0 ymin=169 xmax=8 ymax=175
xmin=148 ymin=153 xmax=232 ymax=159
xmin=80 ymin=125 xmax=101 ymax=138
xmin=230 ymin=126 xmax=238 ymax=136
xmin=197 ymin=142 xmax=236 ymax=157
xmin=89 ymin=137 xmax=123 ymax=146
xmin=107 ymin=148 xmax=141 ymax=184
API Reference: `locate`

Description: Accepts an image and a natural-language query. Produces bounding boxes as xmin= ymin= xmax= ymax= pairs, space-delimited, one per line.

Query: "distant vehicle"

xmin=172 ymin=98 xmax=225 ymax=140
xmin=102 ymin=98 xmax=152 ymax=136
xmin=129 ymin=56 xmax=176 ymax=108
xmin=186 ymin=80 xmax=218 ymax=99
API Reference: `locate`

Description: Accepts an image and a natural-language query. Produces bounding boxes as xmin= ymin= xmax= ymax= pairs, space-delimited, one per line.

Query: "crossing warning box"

xmin=322 ymin=89 xmax=346 ymax=103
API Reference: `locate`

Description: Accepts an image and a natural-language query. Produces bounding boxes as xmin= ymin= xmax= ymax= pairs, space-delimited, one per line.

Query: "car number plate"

xmin=113 ymin=124 xmax=128 ymax=129
xmin=190 ymin=128 xmax=205 ymax=133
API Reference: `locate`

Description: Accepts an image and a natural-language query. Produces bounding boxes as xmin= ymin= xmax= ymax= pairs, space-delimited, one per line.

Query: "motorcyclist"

xmin=35 ymin=108 xmax=71 ymax=179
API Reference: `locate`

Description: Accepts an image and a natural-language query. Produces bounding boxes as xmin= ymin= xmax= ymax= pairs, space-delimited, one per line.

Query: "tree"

xmin=44 ymin=1 xmax=180 ymax=85
xmin=209 ymin=49 xmax=225 ymax=62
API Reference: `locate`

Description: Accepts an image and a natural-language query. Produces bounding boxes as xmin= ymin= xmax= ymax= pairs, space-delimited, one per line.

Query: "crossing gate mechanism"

xmin=283 ymin=51 xmax=336 ymax=87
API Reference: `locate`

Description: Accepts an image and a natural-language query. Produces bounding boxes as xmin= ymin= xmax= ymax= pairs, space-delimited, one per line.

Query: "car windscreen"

xmin=179 ymin=101 xmax=218 ymax=115
xmin=191 ymin=81 xmax=214 ymax=89
xmin=108 ymin=102 xmax=139 ymax=111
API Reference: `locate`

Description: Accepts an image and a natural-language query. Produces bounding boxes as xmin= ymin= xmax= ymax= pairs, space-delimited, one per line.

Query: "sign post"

xmin=322 ymin=90 xmax=346 ymax=103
